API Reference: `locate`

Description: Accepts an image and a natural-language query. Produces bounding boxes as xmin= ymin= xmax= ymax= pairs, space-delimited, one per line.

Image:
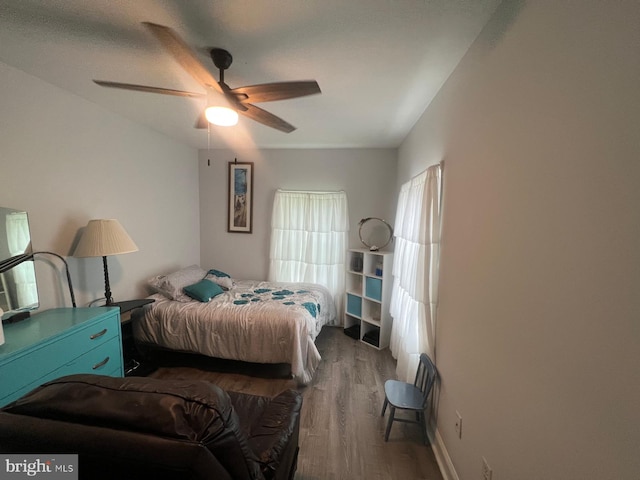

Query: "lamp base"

xmin=102 ymin=256 xmax=114 ymax=306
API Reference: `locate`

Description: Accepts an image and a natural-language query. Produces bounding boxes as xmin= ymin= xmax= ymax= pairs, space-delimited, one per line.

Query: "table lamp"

xmin=73 ymin=219 xmax=138 ymax=305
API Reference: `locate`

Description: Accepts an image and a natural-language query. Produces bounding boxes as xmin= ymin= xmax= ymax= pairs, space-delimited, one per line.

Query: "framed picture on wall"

xmin=228 ymin=161 xmax=253 ymax=233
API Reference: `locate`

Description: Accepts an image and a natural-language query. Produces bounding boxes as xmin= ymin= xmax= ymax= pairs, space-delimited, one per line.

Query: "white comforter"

xmin=133 ymin=280 xmax=336 ymax=385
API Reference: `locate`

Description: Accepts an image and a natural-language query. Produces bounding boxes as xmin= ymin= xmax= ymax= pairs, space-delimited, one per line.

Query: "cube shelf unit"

xmin=344 ymin=248 xmax=394 ymax=349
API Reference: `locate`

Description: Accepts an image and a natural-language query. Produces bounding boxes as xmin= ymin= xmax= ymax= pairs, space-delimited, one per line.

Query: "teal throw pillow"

xmin=183 ymin=279 xmax=224 ymax=302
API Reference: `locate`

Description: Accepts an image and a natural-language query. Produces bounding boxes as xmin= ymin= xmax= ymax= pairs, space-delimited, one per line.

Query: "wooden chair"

xmin=381 ymin=353 xmax=437 ymax=444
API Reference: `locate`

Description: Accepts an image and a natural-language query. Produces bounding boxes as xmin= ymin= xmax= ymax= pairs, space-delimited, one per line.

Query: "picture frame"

xmin=228 ymin=161 xmax=253 ymax=233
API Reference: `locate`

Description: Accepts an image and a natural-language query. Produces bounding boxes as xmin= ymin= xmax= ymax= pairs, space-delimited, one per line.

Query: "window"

xmin=390 ymin=164 xmax=442 ymax=382
xmin=269 ymin=190 xmax=349 ymax=322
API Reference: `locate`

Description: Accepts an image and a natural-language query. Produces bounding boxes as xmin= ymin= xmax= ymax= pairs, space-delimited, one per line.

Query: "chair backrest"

xmin=414 ymin=353 xmax=437 ymax=408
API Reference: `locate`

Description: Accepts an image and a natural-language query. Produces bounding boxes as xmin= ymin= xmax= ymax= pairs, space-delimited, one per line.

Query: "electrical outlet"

xmin=455 ymin=411 xmax=462 ymax=439
xmin=482 ymin=457 xmax=493 ymax=480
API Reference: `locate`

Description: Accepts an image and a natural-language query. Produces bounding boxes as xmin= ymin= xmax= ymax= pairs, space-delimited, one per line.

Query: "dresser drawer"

xmin=56 ymin=336 xmax=123 ymax=377
xmin=0 ymin=308 xmax=124 ymax=407
xmin=0 ymin=337 xmax=123 ymax=405
xmin=0 ymin=315 xmax=119 ymax=393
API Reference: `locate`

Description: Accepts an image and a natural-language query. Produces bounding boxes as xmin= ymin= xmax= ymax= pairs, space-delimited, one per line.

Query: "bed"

xmin=133 ymin=265 xmax=336 ymax=385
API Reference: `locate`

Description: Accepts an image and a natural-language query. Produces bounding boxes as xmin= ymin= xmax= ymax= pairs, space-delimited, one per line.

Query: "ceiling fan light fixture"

xmin=95 ymin=24 xmax=320 ymax=133
xmin=205 ymin=106 xmax=238 ymax=126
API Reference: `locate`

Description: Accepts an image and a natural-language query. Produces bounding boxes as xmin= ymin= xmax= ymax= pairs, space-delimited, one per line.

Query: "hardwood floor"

xmin=148 ymin=326 xmax=444 ymax=480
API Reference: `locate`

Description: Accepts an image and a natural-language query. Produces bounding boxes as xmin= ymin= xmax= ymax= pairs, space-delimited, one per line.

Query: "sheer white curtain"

xmin=269 ymin=190 xmax=349 ymax=323
xmin=390 ymin=164 xmax=442 ymax=382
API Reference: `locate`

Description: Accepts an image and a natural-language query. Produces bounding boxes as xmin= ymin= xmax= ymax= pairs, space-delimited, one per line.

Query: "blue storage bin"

xmin=346 ymin=294 xmax=362 ymax=317
xmin=365 ymin=277 xmax=382 ymax=301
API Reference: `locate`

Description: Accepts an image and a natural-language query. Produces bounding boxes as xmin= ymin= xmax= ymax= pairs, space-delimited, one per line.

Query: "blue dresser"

xmin=0 ymin=307 xmax=124 ymax=407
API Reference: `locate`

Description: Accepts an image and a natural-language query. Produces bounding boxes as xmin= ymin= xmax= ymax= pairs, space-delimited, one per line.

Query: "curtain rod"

xmin=276 ymin=189 xmax=346 ymax=194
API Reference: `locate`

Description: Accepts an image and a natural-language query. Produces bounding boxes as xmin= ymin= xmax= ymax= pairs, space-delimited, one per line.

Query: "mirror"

xmin=358 ymin=217 xmax=394 ymax=251
xmin=0 ymin=207 xmax=39 ymax=320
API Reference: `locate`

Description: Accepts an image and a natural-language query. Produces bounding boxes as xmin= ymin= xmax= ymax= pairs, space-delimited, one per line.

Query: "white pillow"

xmin=205 ymin=269 xmax=235 ymax=290
xmin=206 ymin=274 xmax=234 ymax=290
xmin=148 ymin=265 xmax=207 ymax=302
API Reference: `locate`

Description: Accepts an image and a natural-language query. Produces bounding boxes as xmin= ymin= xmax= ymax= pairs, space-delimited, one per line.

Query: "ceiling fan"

xmin=93 ymin=22 xmax=321 ymax=133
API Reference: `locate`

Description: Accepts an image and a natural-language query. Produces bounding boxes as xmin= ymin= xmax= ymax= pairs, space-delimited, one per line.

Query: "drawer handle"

xmin=90 ymin=328 xmax=108 ymax=340
xmin=92 ymin=357 xmax=110 ymax=370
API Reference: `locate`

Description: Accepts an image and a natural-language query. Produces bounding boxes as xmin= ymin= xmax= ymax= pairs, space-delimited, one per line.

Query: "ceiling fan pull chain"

xmin=207 ymin=122 xmax=211 ymax=166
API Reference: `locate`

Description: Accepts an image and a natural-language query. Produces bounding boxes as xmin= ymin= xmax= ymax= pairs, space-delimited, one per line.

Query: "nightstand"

xmin=107 ymin=299 xmax=155 ymax=376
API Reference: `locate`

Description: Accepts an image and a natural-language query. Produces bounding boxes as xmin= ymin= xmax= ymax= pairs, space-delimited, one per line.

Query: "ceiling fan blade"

xmin=142 ymin=22 xmax=223 ymax=94
xmin=93 ymin=80 xmax=205 ymax=98
xmin=240 ymin=103 xmax=296 ymax=133
xmin=218 ymin=81 xmax=248 ymax=112
xmin=231 ymin=81 xmax=321 ymax=104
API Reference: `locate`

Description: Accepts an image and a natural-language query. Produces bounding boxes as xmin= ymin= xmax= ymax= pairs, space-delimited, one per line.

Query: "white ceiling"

xmin=0 ymin=0 xmax=501 ymax=149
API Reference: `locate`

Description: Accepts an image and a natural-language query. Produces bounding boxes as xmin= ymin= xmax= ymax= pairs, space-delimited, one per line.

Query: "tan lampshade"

xmin=73 ymin=219 xmax=138 ymax=257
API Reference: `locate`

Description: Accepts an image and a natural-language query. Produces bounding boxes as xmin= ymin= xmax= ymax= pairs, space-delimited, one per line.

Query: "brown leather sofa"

xmin=0 ymin=374 xmax=302 ymax=480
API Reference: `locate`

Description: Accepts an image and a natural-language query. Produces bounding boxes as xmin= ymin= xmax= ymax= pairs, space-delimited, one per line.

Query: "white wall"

xmin=199 ymin=148 xmax=397 ymax=281
xmin=0 ymin=61 xmax=200 ymax=309
xmin=398 ymin=1 xmax=640 ymax=479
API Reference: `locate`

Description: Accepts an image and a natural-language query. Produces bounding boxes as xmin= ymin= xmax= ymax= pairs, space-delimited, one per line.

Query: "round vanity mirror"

xmin=358 ymin=217 xmax=393 ymax=251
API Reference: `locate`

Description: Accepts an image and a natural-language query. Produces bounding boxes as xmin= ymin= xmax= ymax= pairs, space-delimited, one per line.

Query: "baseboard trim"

xmin=432 ymin=429 xmax=459 ymax=480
